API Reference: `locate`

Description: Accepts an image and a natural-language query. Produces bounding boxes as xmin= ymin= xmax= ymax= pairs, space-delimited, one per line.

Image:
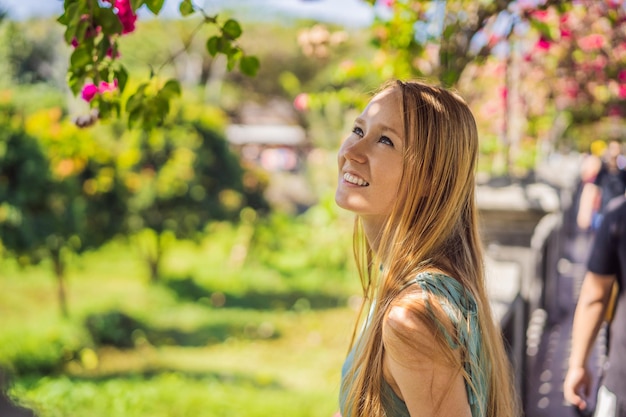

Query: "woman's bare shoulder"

xmin=382 ymin=273 xmax=460 ymax=358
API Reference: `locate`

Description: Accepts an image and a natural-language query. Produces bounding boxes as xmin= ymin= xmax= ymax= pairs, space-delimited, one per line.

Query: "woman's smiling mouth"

xmin=343 ymin=172 xmax=369 ymax=186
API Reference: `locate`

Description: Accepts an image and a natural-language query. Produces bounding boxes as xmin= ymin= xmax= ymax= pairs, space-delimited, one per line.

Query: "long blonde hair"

xmin=343 ymin=80 xmax=520 ymax=417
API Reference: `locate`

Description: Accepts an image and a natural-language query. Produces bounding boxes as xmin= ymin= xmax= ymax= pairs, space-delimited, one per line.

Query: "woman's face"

xmin=335 ymin=87 xmax=405 ymax=222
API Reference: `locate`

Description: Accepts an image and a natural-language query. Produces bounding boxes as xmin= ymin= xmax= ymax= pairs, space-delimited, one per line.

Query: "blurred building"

xmin=225 ymin=99 xmax=316 ymax=213
xmin=226 ymin=124 xmax=307 ymax=173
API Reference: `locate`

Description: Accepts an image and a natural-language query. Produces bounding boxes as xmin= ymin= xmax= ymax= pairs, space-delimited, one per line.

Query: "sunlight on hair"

xmin=418 ymin=90 xmax=446 ymax=114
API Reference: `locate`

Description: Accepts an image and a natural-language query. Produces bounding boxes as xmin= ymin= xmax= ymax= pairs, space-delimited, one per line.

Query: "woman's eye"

xmin=352 ymin=126 xmax=364 ymax=137
xmin=379 ymin=136 xmax=394 ymax=147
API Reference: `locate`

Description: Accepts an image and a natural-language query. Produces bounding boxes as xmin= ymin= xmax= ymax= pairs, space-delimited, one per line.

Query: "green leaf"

xmin=239 ymin=55 xmax=260 ymax=77
xmin=68 ymin=73 xmax=86 ymax=95
xmin=99 ymin=68 xmax=110 ymax=83
xmin=217 ymin=37 xmax=232 ymax=54
xmin=130 ymin=0 xmax=145 ymax=12
xmin=98 ymin=97 xmax=113 ymax=119
xmin=112 ymin=100 xmax=122 ymax=117
xmin=152 ymin=96 xmax=170 ymax=122
xmin=61 ymin=2 xmax=81 ymax=43
xmin=115 ymin=66 xmax=129 ymax=93
xmin=158 ymin=79 xmax=181 ymax=100
xmin=58 ymin=1 xmax=79 ymax=26
xmin=440 ymin=68 xmax=460 ymax=88
xmin=128 ymin=108 xmax=144 ymax=129
xmin=57 ymin=12 xmax=69 ymax=25
xmin=64 ymin=25 xmax=76 ymax=45
xmin=227 ymin=55 xmax=237 ymax=71
xmin=555 ymin=2 xmax=571 ymax=14
xmin=126 ymin=84 xmax=148 ymax=114
xmin=70 ymin=45 xmax=93 ymax=69
xmin=74 ymin=19 xmax=89 ymax=44
xmin=96 ymin=36 xmax=112 ymax=61
xmin=145 ymin=0 xmax=165 ymax=14
xmin=99 ymin=7 xmax=123 ymax=35
xmin=226 ymin=48 xmax=242 ymax=71
xmin=179 ymin=0 xmax=195 ymax=16
xmin=222 ymin=19 xmax=242 ymax=40
xmin=206 ymin=36 xmax=219 ymax=56
xmin=69 ymin=62 xmax=87 ymax=78
xmin=442 ymin=24 xmax=456 ymax=42
xmin=530 ymin=20 xmax=553 ymax=40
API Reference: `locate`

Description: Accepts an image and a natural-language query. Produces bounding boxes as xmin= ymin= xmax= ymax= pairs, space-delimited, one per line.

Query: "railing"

xmin=478 ymin=179 xmax=574 ymax=410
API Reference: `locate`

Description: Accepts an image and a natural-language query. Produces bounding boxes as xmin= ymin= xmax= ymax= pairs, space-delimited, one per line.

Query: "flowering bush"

xmin=58 ymin=0 xmax=259 ymax=129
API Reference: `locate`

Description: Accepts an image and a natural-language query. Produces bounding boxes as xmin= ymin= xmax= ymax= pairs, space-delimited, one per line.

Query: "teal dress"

xmin=339 ymin=273 xmax=487 ymax=417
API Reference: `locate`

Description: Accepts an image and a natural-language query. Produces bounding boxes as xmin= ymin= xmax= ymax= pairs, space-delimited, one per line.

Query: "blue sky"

xmin=0 ymin=0 xmax=374 ymax=27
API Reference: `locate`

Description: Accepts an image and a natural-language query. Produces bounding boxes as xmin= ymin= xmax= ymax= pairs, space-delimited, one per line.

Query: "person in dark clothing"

xmin=564 ymin=195 xmax=626 ymax=417
xmin=578 ymin=140 xmax=626 ymax=231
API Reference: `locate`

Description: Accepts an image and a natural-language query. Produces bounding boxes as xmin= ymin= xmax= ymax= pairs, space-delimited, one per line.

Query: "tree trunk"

xmin=51 ymin=248 xmax=69 ymax=318
xmin=148 ymin=232 xmax=163 ymax=284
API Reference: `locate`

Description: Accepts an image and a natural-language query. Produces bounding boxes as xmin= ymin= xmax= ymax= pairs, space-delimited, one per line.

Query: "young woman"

xmin=335 ymin=80 xmax=520 ymax=417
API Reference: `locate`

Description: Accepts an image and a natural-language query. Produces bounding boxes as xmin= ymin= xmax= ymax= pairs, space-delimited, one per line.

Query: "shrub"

xmin=0 ymin=326 xmax=84 ymax=377
xmin=84 ymin=310 xmax=146 ymax=348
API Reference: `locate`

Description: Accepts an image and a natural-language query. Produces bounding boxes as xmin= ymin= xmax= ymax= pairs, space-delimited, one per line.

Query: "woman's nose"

xmin=340 ymin=138 xmax=367 ymax=164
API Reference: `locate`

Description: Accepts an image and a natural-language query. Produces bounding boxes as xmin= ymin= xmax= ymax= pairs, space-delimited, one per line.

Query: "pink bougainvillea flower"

xmin=293 ymin=93 xmax=310 ymax=112
xmin=619 ymin=84 xmax=626 ymax=99
xmin=114 ymin=0 xmax=137 ymax=34
xmin=106 ymin=46 xmax=121 ymax=59
xmin=590 ymin=55 xmax=608 ymax=72
xmin=619 ymin=70 xmax=626 ymax=83
xmin=374 ymin=0 xmax=394 ymax=7
xmin=98 ymin=79 xmax=118 ymax=94
xmin=118 ymin=13 xmax=137 ymax=34
xmin=81 ymin=83 xmax=99 ymax=102
xmin=530 ymin=10 xmax=549 ymax=22
xmin=578 ymin=34 xmax=604 ymax=52
xmin=615 ymin=42 xmax=626 ymax=61
xmin=536 ymin=36 xmax=551 ymax=51
xmin=563 ymin=79 xmax=579 ymax=99
xmin=607 ymin=0 xmax=623 ymax=9
xmin=560 ymin=28 xmax=571 ymax=40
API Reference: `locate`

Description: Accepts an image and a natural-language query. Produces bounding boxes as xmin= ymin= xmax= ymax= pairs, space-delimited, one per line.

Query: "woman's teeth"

xmin=344 ymin=173 xmax=369 ymax=186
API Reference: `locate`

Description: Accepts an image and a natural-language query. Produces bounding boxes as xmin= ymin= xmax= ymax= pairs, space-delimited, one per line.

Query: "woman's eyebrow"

xmin=381 ymin=124 xmax=401 ymax=138
xmin=354 ymin=117 xmax=402 ymax=138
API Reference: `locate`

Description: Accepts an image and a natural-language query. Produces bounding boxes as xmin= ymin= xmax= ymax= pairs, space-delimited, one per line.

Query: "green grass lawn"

xmin=1 ymin=235 xmax=360 ymax=417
